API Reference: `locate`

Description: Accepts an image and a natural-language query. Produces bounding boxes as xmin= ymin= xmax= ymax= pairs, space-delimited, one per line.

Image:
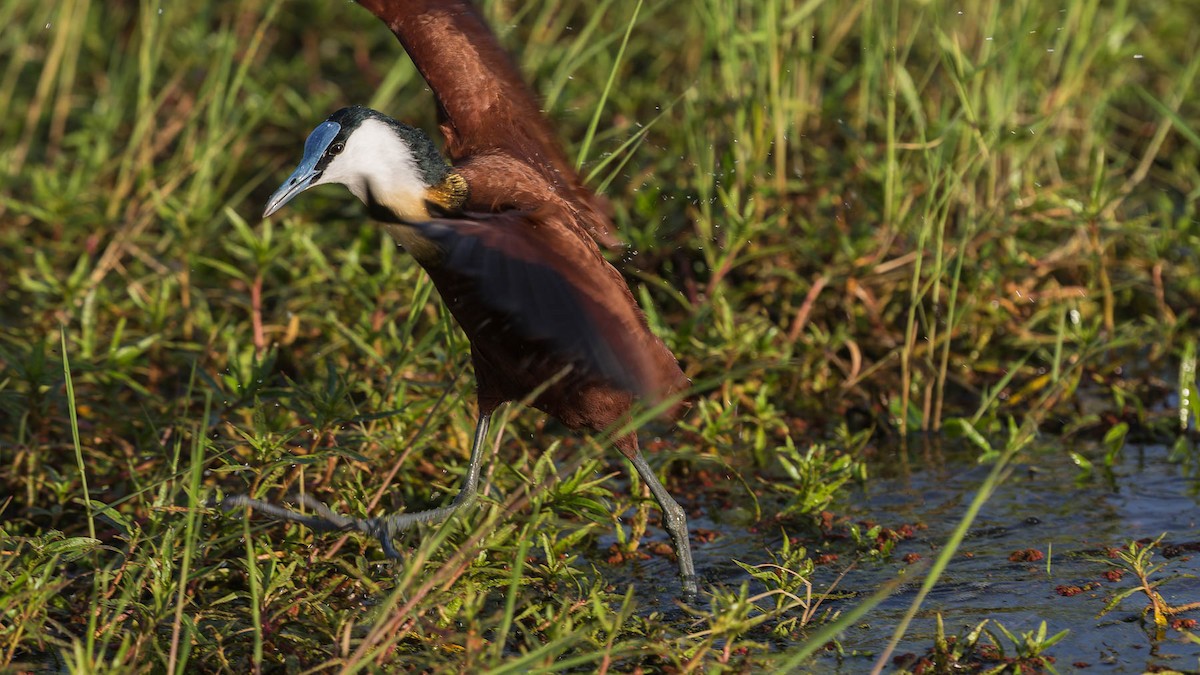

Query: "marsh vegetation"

xmin=2 ymin=0 xmax=1198 ymax=671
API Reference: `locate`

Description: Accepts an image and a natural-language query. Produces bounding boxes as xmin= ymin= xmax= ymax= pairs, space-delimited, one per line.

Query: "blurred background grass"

xmin=1 ymin=0 xmax=1198 ymax=671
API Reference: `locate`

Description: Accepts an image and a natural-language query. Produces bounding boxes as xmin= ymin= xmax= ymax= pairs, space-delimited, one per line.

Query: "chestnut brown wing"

xmin=410 ymin=210 xmax=667 ymax=399
xmin=353 ymin=0 xmax=619 ymax=245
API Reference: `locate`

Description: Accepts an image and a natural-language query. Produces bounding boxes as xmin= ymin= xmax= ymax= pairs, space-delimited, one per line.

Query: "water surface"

xmin=625 ymin=439 xmax=1200 ymax=673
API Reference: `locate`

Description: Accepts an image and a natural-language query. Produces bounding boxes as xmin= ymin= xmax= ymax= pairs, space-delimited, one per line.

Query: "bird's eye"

xmin=329 ymin=142 xmax=345 ymax=155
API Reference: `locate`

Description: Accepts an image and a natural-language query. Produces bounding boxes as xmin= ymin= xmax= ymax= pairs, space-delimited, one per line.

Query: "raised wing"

xmin=353 ymin=0 xmax=619 ymax=245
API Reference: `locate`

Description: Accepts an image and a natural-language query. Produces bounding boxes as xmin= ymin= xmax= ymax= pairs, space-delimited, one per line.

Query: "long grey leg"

xmin=220 ymin=413 xmax=491 ymax=558
xmin=628 ymin=451 xmax=698 ymax=597
xmin=362 ymin=412 xmax=491 ymax=553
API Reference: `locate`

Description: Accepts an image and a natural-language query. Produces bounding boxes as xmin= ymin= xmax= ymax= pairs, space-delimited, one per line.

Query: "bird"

xmin=223 ymin=0 xmax=697 ymax=596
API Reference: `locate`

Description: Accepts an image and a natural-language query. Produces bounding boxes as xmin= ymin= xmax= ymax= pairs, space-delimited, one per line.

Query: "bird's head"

xmin=263 ymin=105 xmax=467 ymax=221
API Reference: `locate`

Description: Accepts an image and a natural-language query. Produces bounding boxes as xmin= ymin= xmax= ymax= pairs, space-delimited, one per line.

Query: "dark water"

xmin=621 ymin=439 xmax=1200 ymax=673
xmin=815 ymin=441 xmax=1200 ymax=673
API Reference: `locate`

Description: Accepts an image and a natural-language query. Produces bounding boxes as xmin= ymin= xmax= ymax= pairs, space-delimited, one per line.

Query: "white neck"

xmin=317 ymin=118 xmax=431 ymax=219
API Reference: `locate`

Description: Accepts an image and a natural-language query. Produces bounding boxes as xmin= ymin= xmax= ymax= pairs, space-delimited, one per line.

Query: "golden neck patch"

xmin=425 ymin=171 xmax=469 ymax=212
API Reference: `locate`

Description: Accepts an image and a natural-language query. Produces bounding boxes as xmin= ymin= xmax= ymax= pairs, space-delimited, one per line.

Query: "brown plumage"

xmin=415 ymin=208 xmax=688 ymax=438
xmin=224 ymin=0 xmax=697 ymax=595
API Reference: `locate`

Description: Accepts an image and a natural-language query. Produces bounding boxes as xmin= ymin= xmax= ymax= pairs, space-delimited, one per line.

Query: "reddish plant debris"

xmin=1103 ymin=569 xmax=1124 ymax=582
xmin=815 ymin=553 xmax=839 ymax=565
xmin=1009 ymin=548 xmax=1045 ymax=563
xmin=1055 ymin=583 xmax=1100 ymax=596
xmin=648 ymin=542 xmax=675 ymax=558
xmin=693 ymin=528 xmax=720 ymax=544
xmin=818 ymin=510 xmax=836 ymax=531
xmin=871 ymin=523 xmax=921 ymax=548
xmin=605 ymin=544 xmax=651 ymax=565
xmin=976 ymin=645 xmax=1003 ymax=660
xmin=1172 ymin=618 xmax=1197 ymax=631
xmin=902 ymin=553 xmax=922 ymax=564
xmin=962 ymin=551 xmax=976 ymax=558
xmin=1073 ymin=662 xmax=1091 ymax=669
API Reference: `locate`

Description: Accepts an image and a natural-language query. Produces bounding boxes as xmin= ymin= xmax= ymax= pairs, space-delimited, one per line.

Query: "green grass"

xmin=2 ymin=0 xmax=1198 ymax=671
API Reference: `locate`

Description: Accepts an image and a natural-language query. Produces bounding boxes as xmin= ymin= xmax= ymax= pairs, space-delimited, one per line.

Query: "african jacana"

xmin=225 ymin=0 xmax=697 ymax=596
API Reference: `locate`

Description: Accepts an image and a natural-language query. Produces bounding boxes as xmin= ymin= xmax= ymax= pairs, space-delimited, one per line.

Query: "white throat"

xmin=317 ymin=118 xmax=430 ymax=219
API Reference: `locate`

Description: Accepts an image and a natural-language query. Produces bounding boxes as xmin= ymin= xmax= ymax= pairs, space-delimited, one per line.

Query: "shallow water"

xmin=624 ymin=439 xmax=1200 ymax=672
xmin=815 ymin=440 xmax=1200 ymax=673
